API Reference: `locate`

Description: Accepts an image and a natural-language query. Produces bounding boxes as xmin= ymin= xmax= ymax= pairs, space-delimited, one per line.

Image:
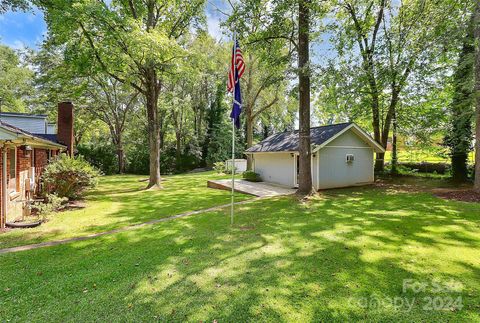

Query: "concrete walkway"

xmin=208 ymin=179 xmax=296 ymax=197
xmin=0 ymin=197 xmax=264 ymax=255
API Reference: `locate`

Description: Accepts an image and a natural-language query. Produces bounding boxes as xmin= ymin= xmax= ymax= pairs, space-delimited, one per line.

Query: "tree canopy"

xmin=0 ymin=0 xmax=478 ymax=187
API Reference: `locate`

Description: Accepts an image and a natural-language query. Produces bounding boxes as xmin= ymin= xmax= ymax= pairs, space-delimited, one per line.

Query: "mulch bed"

xmin=66 ymin=200 xmax=86 ymax=209
xmin=434 ymin=189 xmax=480 ymax=203
xmin=375 ymin=178 xmax=479 ymax=203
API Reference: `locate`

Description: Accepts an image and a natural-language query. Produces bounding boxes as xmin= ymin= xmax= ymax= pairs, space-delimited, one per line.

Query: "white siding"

xmin=253 ymin=153 xmax=295 ymax=187
xmin=325 ymin=129 xmax=371 ymax=147
xmin=312 ymin=153 xmax=319 ymax=189
xmin=47 ymin=124 xmax=56 ymax=134
xmin=0 ymin=115 xmax=47 ymax=134
xmin=316 ymin=129 xmax=374 ymax=189
xmin=250 ymin=129 xmax=376 ymax=190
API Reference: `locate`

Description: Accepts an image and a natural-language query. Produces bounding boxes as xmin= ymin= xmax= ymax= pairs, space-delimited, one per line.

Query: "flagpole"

xmin=231 ymin=118 xmax=235 ymax=225
xmin=231 ymin=32 xmax=236 ymax=226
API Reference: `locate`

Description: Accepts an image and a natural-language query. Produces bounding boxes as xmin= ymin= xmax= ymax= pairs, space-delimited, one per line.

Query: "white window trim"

xmin=8 ymin=147 xmax=17 ymax=192
xmin=346 ymin=154 xmax=355 ymax=163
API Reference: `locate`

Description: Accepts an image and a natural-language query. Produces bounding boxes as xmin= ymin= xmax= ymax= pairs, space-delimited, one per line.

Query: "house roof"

xmin=245 ymin=123 xmax=353 ymax=153
xmin=245 ymin=122 xmax=385 ymax=153
xmin=0 ymin=121 xmax=65 ymax=148
xmin=0 ymin=112 xmax=48 ymax=119
xmin=32 ymin=133 xmax=59 ymax=143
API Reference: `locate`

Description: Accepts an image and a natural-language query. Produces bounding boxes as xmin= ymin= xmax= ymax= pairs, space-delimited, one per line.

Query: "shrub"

xmin=398 ymin=162 xmax=450 ymax=174
xmin=224 ymin=166 xmax=238 ymax=175
xmin=77 ymin=143 xmax=118 ymax=175
xmin=213 ymin=162 xmax=226 ymax=174
xmin=42 ymin=154 xmax=101 ymax=200
xmin=34 ymin=193 xmax=68 ymax=221
xmin=243 ymin=170 xmax=262 ymax=182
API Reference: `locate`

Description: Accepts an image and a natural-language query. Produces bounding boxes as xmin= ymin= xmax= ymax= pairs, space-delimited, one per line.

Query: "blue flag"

xmin=231 ymin=74 xmax=242 ymax=129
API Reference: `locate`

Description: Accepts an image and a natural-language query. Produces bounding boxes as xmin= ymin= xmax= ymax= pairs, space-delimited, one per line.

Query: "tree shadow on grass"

xmin=0 ymin=187 xmax=479 ymax=321
xmin=0 ymin=173 xmax=251 ymax=249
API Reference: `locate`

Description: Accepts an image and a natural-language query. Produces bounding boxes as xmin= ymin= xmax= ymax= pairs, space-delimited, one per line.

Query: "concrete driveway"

xmin=207 ymin=179 xmax=296 ymax=197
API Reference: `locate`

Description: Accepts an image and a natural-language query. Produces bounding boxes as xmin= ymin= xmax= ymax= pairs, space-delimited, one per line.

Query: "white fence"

xmin=225 ymin=159 xmax=247 ymax=173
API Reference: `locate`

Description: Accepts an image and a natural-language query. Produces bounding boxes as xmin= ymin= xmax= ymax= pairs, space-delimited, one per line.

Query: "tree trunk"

xmin=448 ymin=16 xmax=475 ymax=182
xmin=245 ymin=109 xmax=253 ymax=170
xmin=297 ymin=0 xmax=313 ymax=195
xmin=117 ymin=147 xmax=125 ymax=174
xmin=246 ymin=116 xmax=254 ymax=170
xmin=391 ymin=107 xmax=398 ymax=175
xmin=245 ymin=55 xmax=254 ymax=171
xmin=175 ymin=131 xmax=181 ymax=170
xmin=262 ymin=123 xmax=269 ymax=139
xmin=116 ymin=135 xmax=125 ymax=174
xmin=475 ymin=1 xmax=480 ymax=192
xmin=367 ymin=70 xmax=383 ymax=172
xmin=379 ymin=90 xmax=400 ymax=173
xmin=145 ymin=74 xmax=162 ymax=189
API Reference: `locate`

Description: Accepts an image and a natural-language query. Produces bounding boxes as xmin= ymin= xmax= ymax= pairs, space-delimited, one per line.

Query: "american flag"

xmin=228 ymin=39 xmax=245 ymax=129
xmin=227 ymin=40 xmax=245 ymax=93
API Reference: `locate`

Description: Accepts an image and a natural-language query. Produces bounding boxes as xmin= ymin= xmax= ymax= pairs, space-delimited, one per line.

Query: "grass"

xmin=0 ymin=172 xmax=249 ymax=249
xmin=0 ymin=175 xmax=479 ymax=321
xmin=384 ymin=150 xmax=476 ymax=164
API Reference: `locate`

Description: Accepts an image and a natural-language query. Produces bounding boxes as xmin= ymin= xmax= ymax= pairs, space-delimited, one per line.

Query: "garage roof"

xmin=245 ymin=122 xmax=385 ymax=153
xmin=245 ymin=123 xmax=353 ymax=153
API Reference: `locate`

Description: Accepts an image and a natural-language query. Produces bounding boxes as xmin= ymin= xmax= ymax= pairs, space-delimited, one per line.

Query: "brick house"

xmin=0 ymin=102 xmax=74 ymax=228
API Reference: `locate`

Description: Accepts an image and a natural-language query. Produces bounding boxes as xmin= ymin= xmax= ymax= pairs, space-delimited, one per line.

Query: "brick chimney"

xmin=57 ymin=102 xmax=74 ymax=156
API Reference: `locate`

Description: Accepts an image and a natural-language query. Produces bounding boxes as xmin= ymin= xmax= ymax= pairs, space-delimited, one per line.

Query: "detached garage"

xmin=245 ymin=122 xmax=385 ymax=190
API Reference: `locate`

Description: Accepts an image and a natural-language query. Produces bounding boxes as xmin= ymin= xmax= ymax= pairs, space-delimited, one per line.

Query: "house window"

xmin=31 ymin=148 xmax=35 ymax=167
xmin=9 ymin=148 xmax=16 ymax=190
xmin=346 ymin=154 xmax=355 ymax=163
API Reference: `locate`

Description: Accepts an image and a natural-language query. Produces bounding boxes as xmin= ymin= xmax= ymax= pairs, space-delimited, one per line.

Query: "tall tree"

xmin=0 ymin=0 xmax=29 ymax=13
xmin=444 ymin=16 xmax=475 ymax=182
xmin=243 ymin=53 xmax=286 ymax=170
xmin=225 ymin=1 xmax=290 ymax=170
xmin=229 ymin=0 xmax=322 ymax=195
xmin=475 ymin=0 xmax=480 ymax=192
xmin=86 ymin=77 xmax=139 ymax=174
xmin=204 ymin=82 xmax=233 ymax=166
xmin=337 ymin=0 xmax=462 ymax=171
xmin=37 ymin=0 xmax=204 ymax=188
xmin=297 ymin=0 xmax=313 ymax=194
xmin=0 ymin=45 xmax=33 ymax=112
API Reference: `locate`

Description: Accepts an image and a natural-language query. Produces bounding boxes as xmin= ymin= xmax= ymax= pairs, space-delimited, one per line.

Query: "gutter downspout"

xmin=1 ymin=146 xmax=7 ymax=229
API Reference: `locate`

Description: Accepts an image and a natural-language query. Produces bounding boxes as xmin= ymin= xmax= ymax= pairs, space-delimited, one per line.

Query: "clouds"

xmin=205 ymin=0 xmax=232 ymax=42
xmin=206 ymin=11 xmax=224 ymax=41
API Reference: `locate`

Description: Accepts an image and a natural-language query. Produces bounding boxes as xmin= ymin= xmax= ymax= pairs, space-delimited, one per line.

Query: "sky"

xmin=0 ymin=1 xmax=230 ymax=50
xmin=0 ymin=0 xmax=334 ymax=66
xmin=0 ymin=6 xmax=46 ymax=50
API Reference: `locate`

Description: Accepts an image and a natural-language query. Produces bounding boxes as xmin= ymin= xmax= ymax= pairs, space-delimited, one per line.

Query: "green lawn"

xmin=0 ymin=172 xmax=249 ymax=249
xmin=0 ymin=175 xmax=479 ymax=321
xmin=384 ymin=150 xmax=476 ymax=164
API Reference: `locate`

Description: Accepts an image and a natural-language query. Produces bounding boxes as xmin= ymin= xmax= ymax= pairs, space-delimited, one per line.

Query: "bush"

xmin=398 ymin=162 xmax=450 ymax=174
xmin=213 ymin=162 xmax=226 ymax=174
xmin=77 ymin=143 xmax=118 ymax=175
xmin=34 ymin=193 xmax=68 ymax=221
xmin=42 ymin=154 xmax=101 ymax=200
xmin=224 ymin=166 xmax=238 ymax=175
xmin=243 ymin=170 xmax=262 ymax=182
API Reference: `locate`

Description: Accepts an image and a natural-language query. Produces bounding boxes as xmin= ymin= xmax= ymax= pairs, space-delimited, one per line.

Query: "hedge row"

xmin=397 ymin=162 xmax=449 ymax=174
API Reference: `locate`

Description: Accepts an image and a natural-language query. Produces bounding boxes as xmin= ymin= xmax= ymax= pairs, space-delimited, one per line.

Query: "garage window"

xmin=346 ymin=154 xmax=355 ymax=163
